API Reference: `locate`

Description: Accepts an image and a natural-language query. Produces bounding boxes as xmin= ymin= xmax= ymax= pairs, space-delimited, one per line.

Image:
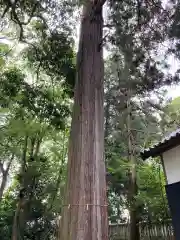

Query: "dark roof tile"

xmin=141 ymin=128 xmax=180 ymax=160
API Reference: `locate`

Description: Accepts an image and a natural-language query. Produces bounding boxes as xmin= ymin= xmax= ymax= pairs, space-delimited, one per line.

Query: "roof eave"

xmin=141 ymin=134 xmax=180 ymax=160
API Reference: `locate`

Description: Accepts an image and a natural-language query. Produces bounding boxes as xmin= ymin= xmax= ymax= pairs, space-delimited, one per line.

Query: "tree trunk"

xmin=59 ymin=1 xmax=108 ymax=240
xmin=129 ymin=176 xmax=140 ymax=240
xmin=12 ymin=136 xmax=28 ymax=240
xmin=12 ymin=202 xmax=21 ymax=240
xmin=0 ymin=154 xmax=14 ymax=201
xmin=0 ymin=171 xmax=7 ymax=201
xmin=104 ymin=98 xmax=110 ymax=141
xmin=127 ymin=95 xmax=140 ymax=240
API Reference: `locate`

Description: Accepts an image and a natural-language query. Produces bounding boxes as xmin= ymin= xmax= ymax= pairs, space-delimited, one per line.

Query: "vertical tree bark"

xmin=12 ymin=203 xmax=21 ymax=240
xmin=0 ymin=154 xmax=14 ymax=201
xmin=59 ymin=1 xmax=108 ymax=240
xmin=0 ymin=169 xmax=8 ymax=201
xmin=12 ymin=136 xmax=28 ymax=240
xmin=104 ymin=98 xmax=110 ymax=141
xmin=12 ymin=134 xmax=43 ymax=240
xmin=127 ymin=94 xmax=140 ymax=240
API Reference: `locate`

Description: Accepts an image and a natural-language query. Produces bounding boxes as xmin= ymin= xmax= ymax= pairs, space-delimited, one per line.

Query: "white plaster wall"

xmin=163 ymin=145 xmax=180 ymax=184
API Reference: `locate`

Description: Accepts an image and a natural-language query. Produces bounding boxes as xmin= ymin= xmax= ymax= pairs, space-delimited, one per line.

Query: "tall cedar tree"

xmin=60 ymin=1 xmax=109 ymax=239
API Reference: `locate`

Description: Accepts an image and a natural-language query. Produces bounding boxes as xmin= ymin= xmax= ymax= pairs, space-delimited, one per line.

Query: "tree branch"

xmin=23 ymin=3 xmax=38 ymax=25
xmin=146 ymin=100 xmax=163 ymax=112
xmin=0 ymin=44 xmax=16 ymax=57
xmin=6 ymin=153 xmax=14 ymax=173
xmin=1 ymin=0 xmax=40 ymax=41
xmin=0 ymin=162 xmax=4 ymax=174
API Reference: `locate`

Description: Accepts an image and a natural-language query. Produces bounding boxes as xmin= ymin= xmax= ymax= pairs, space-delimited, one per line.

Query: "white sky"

xmin=167 ymin=84 xmax=180 ymax=98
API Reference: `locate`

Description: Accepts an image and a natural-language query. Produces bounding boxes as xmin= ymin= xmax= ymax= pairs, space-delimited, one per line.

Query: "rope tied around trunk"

xmin=63 ymin=204 xmax=108 ymax=210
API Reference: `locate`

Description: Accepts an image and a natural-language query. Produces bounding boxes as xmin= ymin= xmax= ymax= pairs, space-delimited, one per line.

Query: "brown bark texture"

xmin=59 ymin=1 xmax=108 ymax=240
xmin=129 ymin=147 xmax=140 ymax=240
xmin=12 ymin=136 xmax=28 ymax=240
xmin=127 ymin=96 xmax=140 ymax=240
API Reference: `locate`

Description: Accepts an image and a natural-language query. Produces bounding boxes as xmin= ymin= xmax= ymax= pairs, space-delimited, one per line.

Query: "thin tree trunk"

xmin=12 ymin=136 xmax=28 ymax=240
xmin=12 ymin=135 xmax=43 ymax=240
xmin=104 ymin=98 xmax=110 ymax=141
xmin=127 ymin=94 xmax=140 ymax=240
xmin=0 ymin=154 xmax=14 ymax=201
xmin=60 ymin=1 xmax=108 ymax=240
xmin=0 ymin=170 xmax=7 ymax=200
xmin=12 ymin=202 xmax=21 ymax=240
